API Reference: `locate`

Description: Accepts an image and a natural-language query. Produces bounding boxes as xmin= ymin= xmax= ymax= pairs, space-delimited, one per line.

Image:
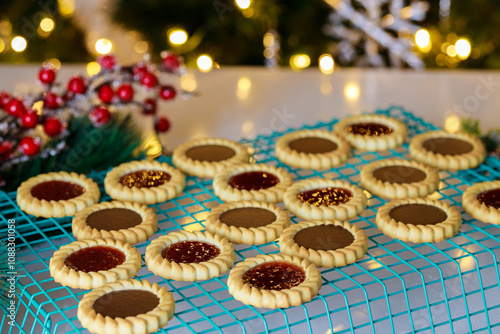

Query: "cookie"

xmin=462 ymin=180 xmax=500 ymax=225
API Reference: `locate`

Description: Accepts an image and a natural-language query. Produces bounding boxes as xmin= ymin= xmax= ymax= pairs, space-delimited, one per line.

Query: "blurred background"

xmin=1 ymin=0 xmax=499 ymax=71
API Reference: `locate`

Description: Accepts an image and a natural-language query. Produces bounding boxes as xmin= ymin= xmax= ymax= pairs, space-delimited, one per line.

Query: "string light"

xmin=455 ymin=38 xmax=471 ymax=60
xmin=344 ymin=83 xmax=360 ymax=100
xmin=86 ymin=61 xmax=101 ymax=76
xmin=11 ymin=36 xmax=27 ymax=52
xmin=415 ymin=29 xmax=431 ymax=53
xmin=236 ymin=76 xmax=251 ymax=100
xmin=319 ymin=54 xmax=334 ymax=74
xmin=180 ymin=72 xmax=197 ymax=92
xmin=235 ymin=0 xmax=251 ymax=9
xmin=197 ymin=55 xmax=213 ymax=72
xmin=446 ymin=44 xmax=457 ymax=57
xmin=290 ymin=54 xmax=310 ymax=70
xmin=0 ymin=39 xmax=4 ymax=53
xmin=95 ymin=38 xmax=112 ymax=54
xmin=134 ymin=41 xmax=148 ymax=54
xmin=168 ymin=29 xmax=188 ymax=46
xmin=40 ymin=18 xmax=55 ymax=32
xmin=58 ymin=0 xmax=75 ymax=17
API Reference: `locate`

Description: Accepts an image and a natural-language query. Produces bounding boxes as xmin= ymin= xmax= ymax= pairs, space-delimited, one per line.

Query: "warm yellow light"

xmin=236 ymin=76 xmax=252 ymax=100
xmin=446 ymin=44 xmax=457 ymax=57
xmin=40 ymin=18 xmax=55 ymax=32
xmin=168 ymin=29 xmax=188 ymax=46
xmin=86 ymin=61 xmax=101 ymax=76
xmin=180 ymin=72 xmax=197 ymax=92
xmin=344 ymin=83 xmax=360 ymax=100
xmin=197 ymin=55 xmax=213 ymax=72
xmin=444 ymin=114 xmax=461 ymax=133
xmin=95 ymin=38 xmax=112 ymax=54
xmin=319 ymin=54 xmax=334 ymax=74
xmin=415 ymin=29 xmax=431 ymax=53
xmin=235 ymin=0 xmax=251 ymax=9
xmin=455 ymin=39 xmax=471 ymax=60
xmin=290 ymin=54 xmax=310 ymax=70
xmin=0 ymin=20 xmax=12 ymax=36
xmin=58 ymin=0 xmax=75 ymax=17
xmin=11 ymin=36 xmax=27 ymax=52
xmin=0 ymin=39 xmax=4 ymax=53
xmin=134 ymin=41 xmax=148 ymax=54
xmin=46 ymin=58 xmax=61 ymax=70
xmin=263 ymin=33 xmax=274 ymax=47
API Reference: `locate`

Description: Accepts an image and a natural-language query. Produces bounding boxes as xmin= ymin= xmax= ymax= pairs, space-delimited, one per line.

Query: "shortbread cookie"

xmin=376 ymin=198 xmax=462 ymax=243
xmin=50 ymin=238 xmax=141 ymax=289
xmin=145 ymin=230 xmax=235 ymax=281
xmin=462 ymin=180 xmax=500 ymax=225
xmin=172 ymin=137 xmax=250 ymax=177
xmin=333 ymin=114 xmax=407 ymax=151
xmin=275 ymin=129 xmax=351 ymax=169
xmin=205 ymin=201 xmax=291 ymax=244
xmin=78 ymin=279 xmax=175 ymax=334
xmin=104 ymin=160 xmax=185 ymax=204
xmin=360 ymin=158 xmax=440 ymax=199
xmin=213 ymin=163 xmax=294 ymax=203
xmin=283 ymin=178 xmax=367 ymax=220
xmin=72 ymin=201 xmax=158 ymax=245
xmin=279 ymin=220 xmax=368 ymax=267
xmin=16 ymin=172 xmax=100 ymax=218
xmin=227 ymin=253 xmax=322 ymax=309
xmin=409 ymin=131 xmax=486 ymax=170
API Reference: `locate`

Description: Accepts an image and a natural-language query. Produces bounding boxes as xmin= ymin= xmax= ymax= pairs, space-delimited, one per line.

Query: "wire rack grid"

xmin=1 ymin=106 xmax=500 ymax=334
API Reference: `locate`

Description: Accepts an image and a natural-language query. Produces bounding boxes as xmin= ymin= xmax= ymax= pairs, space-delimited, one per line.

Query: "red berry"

xmin=142 ymin=98 xmax=157 ymax=115
xmin=132 ymin=64 xmax=149 ymax=79
xmin=19 ymin=137 xmax=40 ymax=156
xmin=44 ymin=117 xmax=63 ymax=137
xmin=67 ymin=76 xmax=86 ymax=94
xmin=98 ymin=85 xmax=114 ymax=103
xmin=160 ymin=85 xmax=176 ymax=100
xmin=44 ymin=92 xmax=62 ymax=109
xmin=140 ymin=72 xmax=158 ymax=89
xmin=5 ymin=99 xmax=26 ymax=117
xmin=38 ymin=67 xmax=56 ymax=84
xmin=90 ymin=106 xmax=111 ymax=126
xmin=0 ymin=141 xmax=13 ymax=154
xmin=155 ymin=116 xmax=170 ymax=132
xmin=0 ymin=91 xmax=11 ymax=108
xmin=21 ymin=110 xmax=39 ymax=129
xmin=117 ymin=83 xmax=134 ymax=102
xmin=162 ymin=53 xmax=181 ymax=72
xmin=98 ymin=54 xmax=116 ymax=70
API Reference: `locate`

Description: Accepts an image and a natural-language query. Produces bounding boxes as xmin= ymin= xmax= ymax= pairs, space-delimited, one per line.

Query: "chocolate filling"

xmin=347 ymin=122 xmax=393 ymax=136
xmin=422 ymin=137 xmax=473 ymax=155
xmin=288 ymin=137 xmax=338 ymax=154
xmin=86 ymin=208 xmax=143 ymax=231
xmin=64 ymin=246 xmax=125 ymax=273
xmin=31 ymin=180 xmax=85 ymax=201
xmin=373 ymin=166 xmax=426 ymax=184
xmin=293 ymin=225 xmax=354 ymax=251
xmin=185 ymin=144 xmax=236 ymax=162
xmin=162 ymin=241 xmax=220 ymax=263
xmin=228 ymin=171 xmax=279 ymax=191
xmin=119 ymin=170 xmax=171 ymax=188
xmin=93 ymin=289 xmax=159 ymax=319
xmin=243 ymin=261 xmax=305 ymax=291
xmin=389 ymin=204 xmax=447 ymax=226
xmin=298 ymin=187 xmax=353 ymax=206
xmin=477 ymin=188 xmax=500 ymax=209
xmin=219 ymin=207 xmax=277 ymax=228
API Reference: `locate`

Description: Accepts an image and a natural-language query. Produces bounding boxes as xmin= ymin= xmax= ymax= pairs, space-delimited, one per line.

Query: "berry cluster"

xmin=0 ymin=52 xmax=187 ymax=182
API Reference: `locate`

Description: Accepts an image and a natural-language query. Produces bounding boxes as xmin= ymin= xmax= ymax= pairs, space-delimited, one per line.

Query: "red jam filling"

xmin=228 ymin=171 xmax=279 ymax=191
xmin=347 ymin=122 xmax=392 ymax=136
xmin=162 ymin=241 xmax=220 ymax=263
xmin=478 ymin=189 xmax=500 ymax=209
xmin=31 ymin=180 xmax=85 ymax=201
xmin=64 ymin=246 xmax=126 ymax=273
xmin=243 ymin=261 xmax=305 ymax=290
xmin=119 ymin=170 xmax=171 ymax=188
xmin=298 ymin=187 xmax=353 ymax=206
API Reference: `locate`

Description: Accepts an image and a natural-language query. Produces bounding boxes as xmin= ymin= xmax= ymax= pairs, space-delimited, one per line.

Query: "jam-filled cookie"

xmin=17 ymin=172 xmax=100 ymax=218
xmin=145 ymin=230 xmax=235 ymax=281
xmin=227 ymin=253 xmax=322 ymax=309
xmin=49 ymin=238 xmax=141 ymax=289
xmin=72 ymin=201 xmax=158 ymax=245
xmin=213 ymin=163 xmax=294 ymax=203
xmin=205 ymin=201 xmax=291 ymax=244
xmin=279 ymin=220 xmax=368 ymax=268
xmin=376 ymin=198 xmax=462 ymax=243
xmin=172 ymin=137 xmax=250 ymax=177
xmin=360 ymin=158 xmax=440 ymax=199
xmin=275 ymin=129 xmax=351 ymax=170
xmin=77 ymin=279 xmax=175 ymax=334
xmin=333 ymin=114 xmax=407 ymax=151
xmin=283 ymin=178 xmax=367 ymax=220
xmin=409 ymin=131 xmax=486 ymax=170
xmin=462 ymin=180 xmax=500 ymax=225
xmin=104 ymin=160 xmax=185 ymax=204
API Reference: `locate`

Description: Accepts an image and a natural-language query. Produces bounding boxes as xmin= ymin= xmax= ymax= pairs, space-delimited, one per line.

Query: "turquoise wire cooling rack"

xmin=2 ymin=106 xmax=500 ymax=334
